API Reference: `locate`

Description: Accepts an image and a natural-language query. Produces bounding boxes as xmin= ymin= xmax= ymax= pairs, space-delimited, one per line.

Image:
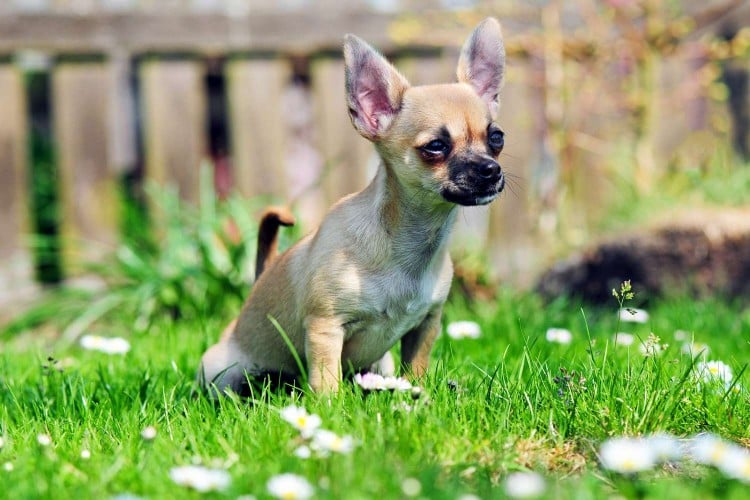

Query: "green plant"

xmin=3 ymin=165 xmax=298 ymax=341
xmin=86 ymin=166 xmax=291 ymax=332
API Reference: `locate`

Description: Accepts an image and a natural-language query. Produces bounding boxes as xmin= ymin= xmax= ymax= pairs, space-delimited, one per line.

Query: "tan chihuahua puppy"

xmin=200 ymin=18 xmax=506 ymax=394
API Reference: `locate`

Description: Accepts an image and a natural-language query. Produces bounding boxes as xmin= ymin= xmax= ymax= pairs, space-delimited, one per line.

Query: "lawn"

xmin=1 ymin=285 xmax=749 ymax=499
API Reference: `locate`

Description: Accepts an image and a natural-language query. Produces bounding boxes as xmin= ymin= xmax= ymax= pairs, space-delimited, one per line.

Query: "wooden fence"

xmin=0 ymin=0 xmax=748 ymax=305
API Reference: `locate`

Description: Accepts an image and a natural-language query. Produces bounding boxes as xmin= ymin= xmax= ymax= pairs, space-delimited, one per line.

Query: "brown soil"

xmin=535 ymin=208 xmax=750 ymax=303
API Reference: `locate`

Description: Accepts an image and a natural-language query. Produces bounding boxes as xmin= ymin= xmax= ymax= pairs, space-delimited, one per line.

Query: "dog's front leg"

xmin=400 ymin=308 xmax=442 ymax=379
xmin=304 ymin=316 xmax=345 ymax=393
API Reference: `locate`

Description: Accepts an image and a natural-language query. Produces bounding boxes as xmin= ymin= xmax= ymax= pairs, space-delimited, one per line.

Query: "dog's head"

xmin=344 ymin=18 xmax=506 ymax=207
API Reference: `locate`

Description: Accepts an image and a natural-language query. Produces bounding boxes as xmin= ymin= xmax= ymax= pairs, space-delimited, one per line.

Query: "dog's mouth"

xmin=441 ymin=176 xmax=504 ymax=207
xmin=440 ymin=155 xmax=505 ymax=206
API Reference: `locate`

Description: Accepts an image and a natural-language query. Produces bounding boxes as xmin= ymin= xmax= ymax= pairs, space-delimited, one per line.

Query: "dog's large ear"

xmin=344 ymin=34 xmax=410 ymax=140
xmin=456 ymin=18 xmax=505 ymax=118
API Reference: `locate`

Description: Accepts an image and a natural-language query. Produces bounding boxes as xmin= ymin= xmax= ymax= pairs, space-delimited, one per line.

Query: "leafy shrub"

xmin=4 ymin=166 xmax=297 ymax=338
xmin=100 ymin=169 xmax=266 ymax=330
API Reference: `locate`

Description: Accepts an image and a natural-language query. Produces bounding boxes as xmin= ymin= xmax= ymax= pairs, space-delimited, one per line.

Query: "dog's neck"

xmin=367 ymin=161 xmax=457 ymax=276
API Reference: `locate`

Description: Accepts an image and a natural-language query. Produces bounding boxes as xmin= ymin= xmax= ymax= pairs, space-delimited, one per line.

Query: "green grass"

xmin=1 ymin=289 xmax=749 ymax=499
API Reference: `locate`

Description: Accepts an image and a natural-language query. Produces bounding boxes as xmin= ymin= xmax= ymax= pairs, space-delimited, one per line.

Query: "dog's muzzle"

xmin=441 ymin=158 xmax=504 ymax=206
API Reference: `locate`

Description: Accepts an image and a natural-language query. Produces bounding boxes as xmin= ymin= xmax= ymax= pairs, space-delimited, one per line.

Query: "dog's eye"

xmin=488 ymin=129 xmax=505 ymax=151
xmin=421 ymin=139 xmax=450 ymax=155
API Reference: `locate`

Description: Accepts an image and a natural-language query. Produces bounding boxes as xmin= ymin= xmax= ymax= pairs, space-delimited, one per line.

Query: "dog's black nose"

xmin=476 ymin=160 xmax=501 ymax=180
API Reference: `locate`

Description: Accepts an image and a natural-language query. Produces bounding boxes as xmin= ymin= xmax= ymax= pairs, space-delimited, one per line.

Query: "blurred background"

xmin=1 ymin=0 xmax=749 ymax=314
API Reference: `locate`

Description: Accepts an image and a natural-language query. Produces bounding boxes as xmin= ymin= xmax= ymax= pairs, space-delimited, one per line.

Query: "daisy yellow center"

xmin=709 ymin=367 xmax=719 ymax=375
xmin=296 ymin=417 xmax=307 ymax=427
xmin=710 ymin=444 xmax=727 ymax=461
xmin=282 ymin=493 xmax=298 ymax=500
xmin=621 ymin=458 xmax=636 ymax=471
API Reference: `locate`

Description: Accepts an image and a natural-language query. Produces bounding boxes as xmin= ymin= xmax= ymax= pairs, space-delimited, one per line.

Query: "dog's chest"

xmin=340 ymin=268 xmax=447 ymax=366
xmin=371 ymin=289 xmax=431 ymax=337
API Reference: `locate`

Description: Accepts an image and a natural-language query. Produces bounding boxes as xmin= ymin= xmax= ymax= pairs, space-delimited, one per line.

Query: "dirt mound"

xmin=535 ymin=208 xmax=750 ymax=302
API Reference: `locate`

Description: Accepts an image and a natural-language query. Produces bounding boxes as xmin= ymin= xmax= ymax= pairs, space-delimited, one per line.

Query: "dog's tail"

xmin=255 ymin=206 xmax=295 ymax=280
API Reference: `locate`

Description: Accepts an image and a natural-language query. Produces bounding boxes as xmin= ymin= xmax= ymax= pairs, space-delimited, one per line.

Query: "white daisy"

xmin=545 ymin=328 xmax=572 ymax=345
xmin=646 ymin=433 xmax=683 ymax=462
xmin=681 ymin=342 xmax=711 ymax=358
xmin=310 ymin=429 xmax=356 ymax=455
xmin=613 ymin=332 xmax=635 ymax=347
xmin=599 ymin=437 xmax=656 ymax=473
xmin=354 ymin=373 xmax=412 ymax=392
xmin=3 ymin=462 xmax=13 ymax=472
xmin=80 ymin=449 xmax=91 ymax=460
xmin=446 ymin=321 xmax=481 ymax=339
xmin=37 ymin=434 xmax=52 ymax=447
xmin=80 ymin=335 xmax=131 ymax=355
xmin=719 ymin=445 xmax=750 ymax=482
xmin=279 ymin=406 xmax=322 ymax=438
xmin=80 ymin=335 xmax=107 ymax=351
xmin=673 ymin=330 xmax=689 ymax=341
xmin=689 ymin=433 xmax=732 ymax=466
xmin=618 ymin=308 xmax=649 ymax=323
xmin=354 ymin=373 xmax=387 ymax=391
xmin=293 ymin=445 xmax=312 ymax=459
xmin=266 ymin=473 xmax=314 ymax=499
xmin=696 ymin=361 xmax=733 ymax=385
xmin=102 ymin=337 xmax=131 ymax=354
xmin=169 ymin=465 xmax=231 ymax=492
xmin=382 ymin=377 xmax=412 ymax=391
xmin=140 ymin=426 xmax=157 ymax=441
xmin=503 ymin=471 xmax=546 ymax=498
xmin=401 ymin=477 xmax=422 ymax=497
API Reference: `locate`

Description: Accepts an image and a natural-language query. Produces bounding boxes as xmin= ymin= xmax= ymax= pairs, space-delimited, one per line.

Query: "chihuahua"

xmin=200 ymin=18 xmax=506 ymax=394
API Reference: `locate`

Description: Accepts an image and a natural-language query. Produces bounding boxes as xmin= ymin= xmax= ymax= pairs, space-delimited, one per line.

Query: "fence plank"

xmin=226 ymin=57 xmax=289 ymax=199
xmin=140 ymin=58 xmax=206 ymax=203
xmin=0 ymin=10 xmax=448 ymax=54
xmin=396 ymin=51 xmax=454 ymax=86
xmin=52 ymin=61 xmax=119 ymax=272
xmin=108 ymin=50 xmax=137 ymax=174
xmin=0 ymin=64 xmax=35 ymax=302
xmin=311 ymin=56 xmax=374 ymax=211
